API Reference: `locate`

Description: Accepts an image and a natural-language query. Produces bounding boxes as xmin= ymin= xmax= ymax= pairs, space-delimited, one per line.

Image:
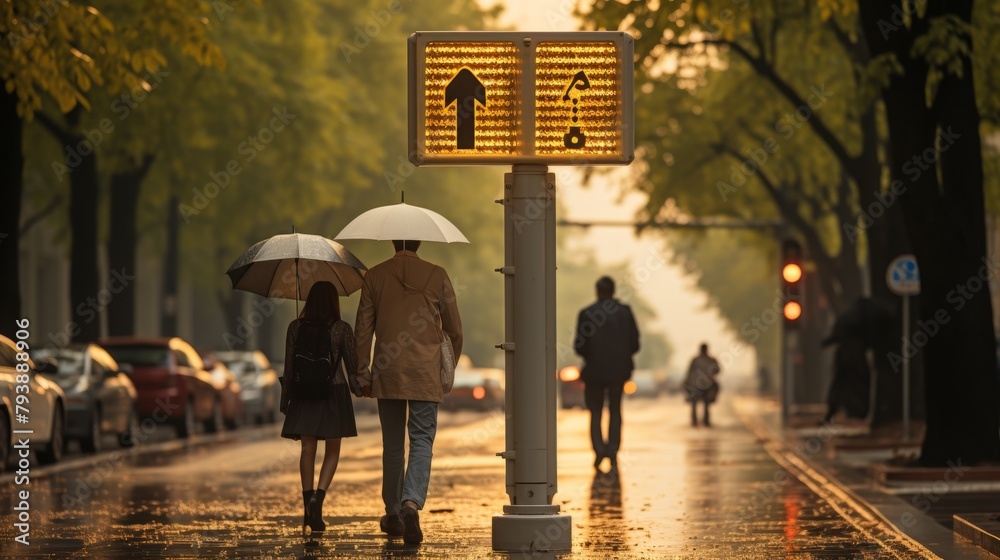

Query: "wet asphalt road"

xmin=0 ymin=395 xmax=934 ymax=558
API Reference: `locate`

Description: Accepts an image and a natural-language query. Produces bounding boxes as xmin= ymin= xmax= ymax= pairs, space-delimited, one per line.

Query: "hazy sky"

xmin=477 ymin=0 xmax=754 ymax=374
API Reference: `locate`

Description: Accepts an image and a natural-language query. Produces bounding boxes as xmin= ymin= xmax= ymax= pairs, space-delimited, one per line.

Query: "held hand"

xmin=355 ymin=368 xmax=373 ymax=398
xmin=348 ymin=374 xmax=363 ymax=398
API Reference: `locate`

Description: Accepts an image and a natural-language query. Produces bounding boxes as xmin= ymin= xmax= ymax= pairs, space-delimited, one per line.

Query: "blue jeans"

xmin=377 ymin=399 xmax=438 ymax=514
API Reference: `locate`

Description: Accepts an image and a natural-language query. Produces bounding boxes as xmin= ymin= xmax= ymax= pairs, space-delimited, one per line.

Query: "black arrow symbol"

xmin=445 ymin=68 xmax=486 ymax=150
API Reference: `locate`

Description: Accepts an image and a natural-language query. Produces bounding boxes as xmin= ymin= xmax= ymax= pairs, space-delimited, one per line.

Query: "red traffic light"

xmin=783 ymin=301 xmax=802 ymax=321
xmin=782 ymin=263 xmax=803 ymax=283
xmin=782 ymin=239 xmax=804 ymax=325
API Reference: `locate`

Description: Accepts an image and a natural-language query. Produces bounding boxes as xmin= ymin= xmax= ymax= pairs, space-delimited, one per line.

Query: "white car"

xmin=0 ymin=334 xmax=67 ymax=471
xmin=216 ymin=350 xmax=280 ymax=424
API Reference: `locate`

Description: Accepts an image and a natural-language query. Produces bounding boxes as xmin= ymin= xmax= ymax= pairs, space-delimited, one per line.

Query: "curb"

xmin=955 ymin=514 xmax=1000 ymax=558
xmin=732 ymin=397 xmax=991 ymax=560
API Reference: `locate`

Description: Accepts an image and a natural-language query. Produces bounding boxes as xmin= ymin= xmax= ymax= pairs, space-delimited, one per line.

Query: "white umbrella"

xmin=335 ymin=202 xmax=469 ymax=243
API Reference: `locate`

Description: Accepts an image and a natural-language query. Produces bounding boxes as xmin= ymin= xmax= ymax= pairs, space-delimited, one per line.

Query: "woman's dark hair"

xmin=300 ymin=281 xmax=341 ymax=321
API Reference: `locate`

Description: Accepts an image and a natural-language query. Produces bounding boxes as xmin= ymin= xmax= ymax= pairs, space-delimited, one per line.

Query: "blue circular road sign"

xmin=886 ymin=254 xmax=920 ymax=296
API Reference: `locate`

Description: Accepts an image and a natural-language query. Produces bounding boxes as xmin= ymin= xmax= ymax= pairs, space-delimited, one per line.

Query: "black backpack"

xmin=291 ymin=320 xmax=338 ymax=400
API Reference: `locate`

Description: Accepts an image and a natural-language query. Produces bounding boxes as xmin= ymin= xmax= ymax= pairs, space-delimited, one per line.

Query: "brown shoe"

xmin=380 ymin=514 xmax=404 ymax=537
xmin=399 ymin=502 xmax=423 ymax=544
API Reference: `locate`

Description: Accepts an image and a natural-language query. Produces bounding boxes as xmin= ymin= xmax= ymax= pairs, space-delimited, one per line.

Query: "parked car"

xmin=663 ymin=369 xmax=684 ymax=394
xmin=99 ymin=337 xmax=222 ymax=437
xmin=200 ymin=351 xmax=243 ymax=430
xmin=558 ymin=365 xmax=586 ymax=409
xmin=625 ymin=369 xmax=666 ymax=399
xmin=33 ymin=344 xmax=139 ymax=452
xmin=0 ymin=334 xmax=67 ymax=470
xmin=444 ymin=367 xmax=505 ymax=412
xmin=215 ymin=350 xmax=281 ymax=424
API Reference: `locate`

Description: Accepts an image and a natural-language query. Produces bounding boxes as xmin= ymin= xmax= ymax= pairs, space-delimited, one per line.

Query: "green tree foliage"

xmin=580 ymin=0 xmax=881 ymax=319
xmin=2 ymin=0 xmax=221 ymax=117
xmin=1 ymin=0 xmax=223 ymax=338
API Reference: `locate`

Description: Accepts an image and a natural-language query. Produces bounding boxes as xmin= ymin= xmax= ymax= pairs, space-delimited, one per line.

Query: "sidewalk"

xmin=733 ymin=395 xmax=999 ymax=560
xmin=1 ymin=395 xmax=941 ymax=559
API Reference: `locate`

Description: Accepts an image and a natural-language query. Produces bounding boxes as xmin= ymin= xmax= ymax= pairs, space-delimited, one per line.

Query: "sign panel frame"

xmin=408 ymin=31 xmax=634 ymax=166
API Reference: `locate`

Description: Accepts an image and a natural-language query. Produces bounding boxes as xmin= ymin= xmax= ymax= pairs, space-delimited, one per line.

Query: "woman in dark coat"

xmin=280 ymin=281 xmax=361 ymax=534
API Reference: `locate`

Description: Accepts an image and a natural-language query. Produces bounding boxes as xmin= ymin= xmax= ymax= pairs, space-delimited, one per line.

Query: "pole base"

xmin=491 ymin=513 xmax=572 ymax=553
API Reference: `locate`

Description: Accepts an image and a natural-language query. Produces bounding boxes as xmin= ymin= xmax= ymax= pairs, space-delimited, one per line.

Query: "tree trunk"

xmin=920 ymin=0 xmax=999 ymax=465
xmin=860 ymin=0 xmax=1000 ymax=465
xmin=217 ymin=290 xmax=247 ymax=350
xmin=36 ymin=110 xmax=102 ymax=343
xmin=65 ymin=114 xmax=101 ymax=343
xmin=161 ymin=195 xmax=180 ymax=336
xmin=69 ymin=158 xmax=102 ymax=341
xmin=107 ymin=155 xmax=156 ymax=336
xmin=0 ymin=89 xmax=23 ymax=339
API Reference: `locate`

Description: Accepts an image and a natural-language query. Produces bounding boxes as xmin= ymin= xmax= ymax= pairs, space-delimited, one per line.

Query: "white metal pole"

xmin=493 ymin=164 xmax=571 ymax=552
xmin=902 ymin=294 xmax=910 ymax=440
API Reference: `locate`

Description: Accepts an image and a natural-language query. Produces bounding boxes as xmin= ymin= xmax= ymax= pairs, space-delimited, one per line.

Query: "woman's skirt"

xmin=281 ymin=383 xmax=357 ymax=440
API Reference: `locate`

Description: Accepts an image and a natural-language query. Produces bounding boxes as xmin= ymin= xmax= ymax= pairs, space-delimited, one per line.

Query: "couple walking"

xmin=279 ymin=240 xmax=463 ymax=545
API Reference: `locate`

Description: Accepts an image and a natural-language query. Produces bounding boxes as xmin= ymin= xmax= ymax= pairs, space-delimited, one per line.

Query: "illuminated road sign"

xmin=408 ymin=32 xmax=634 ymax=166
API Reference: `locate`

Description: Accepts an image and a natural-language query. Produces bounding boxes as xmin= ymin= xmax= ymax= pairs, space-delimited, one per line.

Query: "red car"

xmin=199 ymin=351 xmax=243 ymax=430
xmin=99 ymin=337 xmax=222 ymax=438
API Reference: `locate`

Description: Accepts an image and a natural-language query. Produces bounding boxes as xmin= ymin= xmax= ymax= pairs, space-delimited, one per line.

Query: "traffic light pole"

xmin=493 ymin=164 xmax=572 ymax=552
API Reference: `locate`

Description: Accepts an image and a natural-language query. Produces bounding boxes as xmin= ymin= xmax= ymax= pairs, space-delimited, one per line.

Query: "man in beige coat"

xmin=354 ymin=240 xmax=463 ymax=544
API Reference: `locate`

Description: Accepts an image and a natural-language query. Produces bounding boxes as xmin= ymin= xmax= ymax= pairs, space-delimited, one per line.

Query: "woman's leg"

xmin=300 ymin=436 xmax=318 ymax=491
xmin=317 ymin=438 xmax=342 ymax=492
xmin=299 ymin=437 xmax=319 ymax=532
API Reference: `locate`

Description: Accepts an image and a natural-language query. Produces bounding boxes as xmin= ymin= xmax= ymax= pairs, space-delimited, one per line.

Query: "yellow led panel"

xmin=534 ymin=42 xmax=622 ymax=157
xmin=423 ymin=42 xmax=521 ymax=156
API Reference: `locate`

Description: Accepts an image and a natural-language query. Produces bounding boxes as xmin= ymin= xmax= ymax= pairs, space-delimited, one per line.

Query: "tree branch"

xmin=825 ymin=19 xmax=858 ymax=62
xmin=137 ymin=152 xmax=156 ymax=175
xmin=667 ymin=38 xmax=859 ymax=176
xmin=735 ymin=121 xmax=831 ymax=221
xmin=749 ymin=10 xmax=768 ymax=65
xmin=19 ymin=195 xmax=63 ymax=235
xmin=714 ymin=143 xmax=846 ymax=311
xmin=34 ymin=112 xmax=75 ymax=145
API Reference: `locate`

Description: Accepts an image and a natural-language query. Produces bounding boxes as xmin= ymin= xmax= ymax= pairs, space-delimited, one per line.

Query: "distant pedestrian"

xmin=821 ymin=335 xmax=870 ymax=423
xmin=573 ymin=276 xmax=640 ymax=473
xmin=820 ymin=298 xmax=883 ymax=423
xmin=684 ymin=343 xmax=720 ymax=427
xmin=354 ymin=240 xmax=463 ymax=545
xmin=280 ymin=281 xmax=361 ymax=535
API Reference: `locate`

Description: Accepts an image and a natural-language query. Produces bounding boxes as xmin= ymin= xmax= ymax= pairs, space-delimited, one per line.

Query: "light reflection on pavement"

xmin=0 ymin=397 xmax=926 ymax=558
